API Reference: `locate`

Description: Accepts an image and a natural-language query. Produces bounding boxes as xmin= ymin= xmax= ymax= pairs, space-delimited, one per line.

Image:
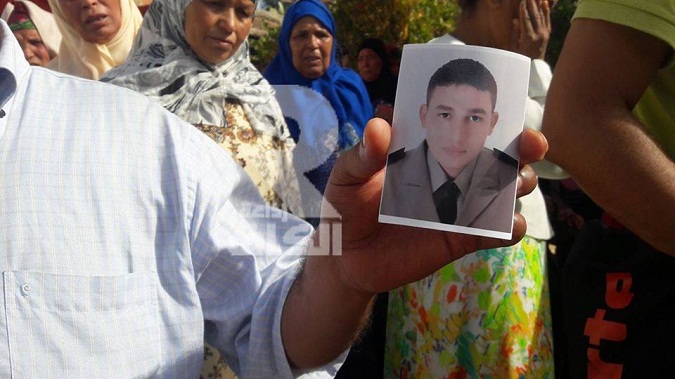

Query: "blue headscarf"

xmin=263 ymin=0 xmax=372 ymax=143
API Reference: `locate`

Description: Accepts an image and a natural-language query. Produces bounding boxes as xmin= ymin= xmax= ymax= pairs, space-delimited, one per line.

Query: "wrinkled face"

xmin=13 ymin=29 xmax=53 ymax=66
xmin=58 ymin=0 xmax=122 ymax=44
xmin=184 ymin=0 xmax=255 ymax=65
xmin=420 ymin=84 xmax=498 ymax=178
xmin=289 ymin=16 xmax=333 ymax=79
xmin=357 ymin=48 xmax=382 ymax=82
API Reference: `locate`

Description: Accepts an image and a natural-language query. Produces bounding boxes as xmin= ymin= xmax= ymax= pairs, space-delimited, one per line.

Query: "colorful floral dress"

xmin=385 ymin=236 xmax=554 ymax=379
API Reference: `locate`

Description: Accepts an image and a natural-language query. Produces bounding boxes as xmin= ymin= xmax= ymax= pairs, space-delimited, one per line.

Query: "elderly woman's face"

xmin=289 ymin=16 xmax=333 ymax=79
xmin=13 ymin=29 xmax=53 ymax=66
xmin=58 ymin=0 xmax=122 ymax=44
xmin=357 ymin=48 xmax=382 ymax=82
xmin=184 ymin=0 xmax=255 ymax=65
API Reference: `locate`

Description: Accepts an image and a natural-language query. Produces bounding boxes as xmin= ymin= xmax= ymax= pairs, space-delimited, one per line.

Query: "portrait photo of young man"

xmin=380 ymin=45 xmax=530 ymax=238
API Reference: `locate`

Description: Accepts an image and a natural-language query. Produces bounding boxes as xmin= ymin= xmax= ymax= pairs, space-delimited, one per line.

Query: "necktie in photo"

xmin=433 ymin=180 xmax=460 ymax=224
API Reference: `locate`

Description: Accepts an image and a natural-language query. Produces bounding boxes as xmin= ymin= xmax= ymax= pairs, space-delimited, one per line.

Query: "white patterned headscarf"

xmin=101 ymin=0 xmax=287 ymax=137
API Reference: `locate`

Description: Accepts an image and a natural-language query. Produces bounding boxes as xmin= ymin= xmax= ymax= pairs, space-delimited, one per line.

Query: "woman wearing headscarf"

xmin=103 ymin=0 xmax=300 ymax=215
xmin=46 ymin=0 xmax=142 ymax=79
xmin=4 ymin=0 xmax=61 ymax=66
xmin=102 ymin=0 xmax=301 ymax=376
xmin=357 ymin=37 xmax=398 ymax=124
xmin=263 ymin=0 xmax=372 ymax=197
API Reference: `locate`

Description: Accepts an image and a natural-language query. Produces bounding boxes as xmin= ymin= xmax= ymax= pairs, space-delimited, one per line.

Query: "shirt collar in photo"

xmin=426 ymin=142 xmax=477 ymax=197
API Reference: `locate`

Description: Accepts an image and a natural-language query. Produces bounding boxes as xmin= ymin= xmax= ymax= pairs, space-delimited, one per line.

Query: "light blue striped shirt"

xmin=0 ymin=21 xmax=334 ymax=378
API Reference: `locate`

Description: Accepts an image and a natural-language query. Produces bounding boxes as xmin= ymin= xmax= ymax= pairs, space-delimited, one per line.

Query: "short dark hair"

xmin=426 ymin=58 xmax=498 ymax=110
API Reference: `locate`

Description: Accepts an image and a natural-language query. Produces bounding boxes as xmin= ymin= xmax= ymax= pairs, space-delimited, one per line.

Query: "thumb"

xmin=330 ymin=118 xmax=391 ymax=187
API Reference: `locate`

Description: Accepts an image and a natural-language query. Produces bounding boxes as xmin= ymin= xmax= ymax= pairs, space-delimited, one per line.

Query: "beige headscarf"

xmin=47 ymin=0 xmax=142 ymax=79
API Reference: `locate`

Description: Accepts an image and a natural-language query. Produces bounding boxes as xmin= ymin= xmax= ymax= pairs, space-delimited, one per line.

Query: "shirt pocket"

xmin=3 ymin=271 xmax=161 ymax=379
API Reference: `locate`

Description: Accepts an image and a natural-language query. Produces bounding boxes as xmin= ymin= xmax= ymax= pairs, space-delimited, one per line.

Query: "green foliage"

xmin=249 ymin=19 xmax=281 ymax=72
xmin=250 ymin=0 xmax=460 ymax=71
xmin=403 ymin=0 xmax=460 ymax=43
xmin=250 ymin=0 xmax=577 ymax=72
xmin=329 ymin=0 xmax=459 ymax=59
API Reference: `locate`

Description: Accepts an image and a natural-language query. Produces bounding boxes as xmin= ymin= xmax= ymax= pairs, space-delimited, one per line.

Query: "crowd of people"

xmin=0 ymin=0 xmax=672 ymax=377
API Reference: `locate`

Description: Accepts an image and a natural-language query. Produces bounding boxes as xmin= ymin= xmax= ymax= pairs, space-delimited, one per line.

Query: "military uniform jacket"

xmin=380 ymin=142 xmax=518 ymax=233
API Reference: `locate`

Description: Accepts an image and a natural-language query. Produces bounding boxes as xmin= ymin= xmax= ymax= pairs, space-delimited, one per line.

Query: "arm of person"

xmin=281 ymin=120 xmax=548 ymax=368
xmin=526 ymin=59 xmax=567 ymax=180
xmin=542 ymin=18 xmax=675 ymax=255
xmin=512 ymin=0 xmax=567 ymax=180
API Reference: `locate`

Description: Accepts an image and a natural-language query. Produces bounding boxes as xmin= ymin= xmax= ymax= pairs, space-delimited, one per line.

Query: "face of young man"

xmin=419 ymin=84 xmax=498 ymax=178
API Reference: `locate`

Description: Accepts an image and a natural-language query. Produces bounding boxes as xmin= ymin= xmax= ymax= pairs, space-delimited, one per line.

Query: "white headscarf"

xmin=47 ymin=0 xmax=142 ymax=79
xmin=101 ymin=0 xmax=287 ymax=137
xmin=1 ymin=0 xmax=62 ymax=57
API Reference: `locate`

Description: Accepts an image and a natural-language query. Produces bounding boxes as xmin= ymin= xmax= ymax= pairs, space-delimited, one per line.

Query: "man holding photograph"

xmin=0 ymin=17 xmax=552 ymax=378
xmin=381 ymin=58 xmax=517 ymax=233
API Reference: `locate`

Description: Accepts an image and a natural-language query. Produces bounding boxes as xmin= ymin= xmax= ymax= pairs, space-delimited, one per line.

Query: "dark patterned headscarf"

xmin=101 ymin=0 xmax=287 ymax=137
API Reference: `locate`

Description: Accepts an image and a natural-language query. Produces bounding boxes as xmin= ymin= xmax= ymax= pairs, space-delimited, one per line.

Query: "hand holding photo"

xmin=379 ymin=44 xmax=530 ymax=239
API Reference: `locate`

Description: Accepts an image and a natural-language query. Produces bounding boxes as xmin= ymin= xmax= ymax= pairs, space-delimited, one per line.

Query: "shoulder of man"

xmin=387 ymin=147 xmax=407 ymax=165
xmin=492 ymin=148 xmax=518 ymax=169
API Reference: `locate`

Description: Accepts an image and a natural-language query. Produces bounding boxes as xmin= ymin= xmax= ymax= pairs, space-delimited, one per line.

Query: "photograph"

xmin=379 ymin=44 xmax=531 ymax=239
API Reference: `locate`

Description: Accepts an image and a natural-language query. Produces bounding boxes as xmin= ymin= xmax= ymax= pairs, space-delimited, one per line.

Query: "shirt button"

xmin=21 ymin=284 xmax=31 ymax=295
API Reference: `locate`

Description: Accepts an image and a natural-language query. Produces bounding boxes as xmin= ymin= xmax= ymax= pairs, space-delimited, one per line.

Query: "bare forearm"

xmin=525 ymin=60 xmax=567 ymax=180
xmin=545 ymin=108 xmax=675 ymax=254
xmin=277 ymin=120 xmax=550 ymax=369
xmin=281 ymin=255 xmax=375 ymax=369
xmin=543 ymin=18 xmax=675 ymax=255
